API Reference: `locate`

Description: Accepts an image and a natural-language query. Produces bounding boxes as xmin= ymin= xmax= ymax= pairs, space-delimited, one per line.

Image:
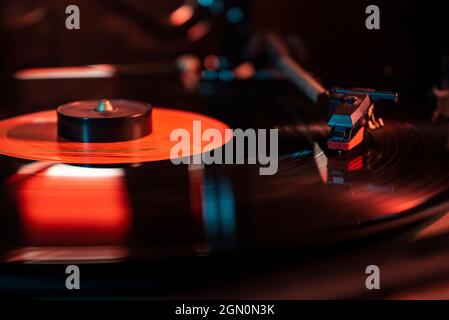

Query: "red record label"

xmin=0 ymin=108 xmax=231 ymax=164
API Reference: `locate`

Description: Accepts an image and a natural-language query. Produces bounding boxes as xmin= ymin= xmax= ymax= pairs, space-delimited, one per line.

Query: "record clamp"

xmin=57 ymin=99 xmax=153 ymax=143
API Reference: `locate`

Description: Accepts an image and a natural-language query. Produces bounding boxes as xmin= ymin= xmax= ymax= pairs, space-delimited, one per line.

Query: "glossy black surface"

xmin=1 ymin=52 xmax=449 ymax=298
xmin=57 ymin=99 xmax=152 ymax=142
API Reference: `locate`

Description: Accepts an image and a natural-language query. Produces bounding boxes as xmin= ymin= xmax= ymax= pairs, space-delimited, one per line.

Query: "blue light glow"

xmin=226 ymin=7 xmax=243 ymax=23
xmin=198 ymin=0 xmax=214 ymax=7
xmin=290 ymin=150 xmax=313 ymax=158
xmin=202 ymin=176 xmax=237 ymax=247
xmin=209 ymin=0 xmax=224 ymax=14
xmin=218 ymin=70 xmax=235 ymax=82
xmin=202 ymin=70 xmax=218 ymax=81
xmin=203 ymin=182 xmax=220 ymax=243
xmin=218 ymin=181 xmax=237 ymax=242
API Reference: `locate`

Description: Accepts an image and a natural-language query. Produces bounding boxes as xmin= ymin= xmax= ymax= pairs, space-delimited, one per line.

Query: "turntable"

xmin=1 ymin=0 xmax=449 ymax=302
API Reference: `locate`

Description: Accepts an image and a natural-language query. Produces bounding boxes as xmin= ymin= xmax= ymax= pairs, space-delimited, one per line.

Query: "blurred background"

xmin=1 ymin=0 xmax=448 ymax=116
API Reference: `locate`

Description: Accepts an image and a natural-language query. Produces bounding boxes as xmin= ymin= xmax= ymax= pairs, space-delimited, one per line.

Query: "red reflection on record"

xmin=10 ymin=163 xmax=131 ymax=246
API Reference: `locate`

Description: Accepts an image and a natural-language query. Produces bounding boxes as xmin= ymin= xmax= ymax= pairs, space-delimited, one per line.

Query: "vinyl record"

xmin=1 ymin=117 xmax=449 ymax=263
xmin=0 ymin=107 xmax=230 ymax=164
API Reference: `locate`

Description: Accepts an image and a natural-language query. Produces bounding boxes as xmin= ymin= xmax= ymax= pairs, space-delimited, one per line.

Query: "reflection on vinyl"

xmin=1 ymin=117 xmax=449 ymax=264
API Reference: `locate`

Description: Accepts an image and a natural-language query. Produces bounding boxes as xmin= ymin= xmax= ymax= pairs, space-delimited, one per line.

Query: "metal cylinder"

xmin=57 ymin=99 xmax=152 ymax=142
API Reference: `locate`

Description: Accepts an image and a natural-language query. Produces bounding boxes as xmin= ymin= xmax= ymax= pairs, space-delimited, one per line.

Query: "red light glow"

xmin=10 ymin=163 xmax=131 ymax=246
xmin=170 ymin=4 xmax=194 ymax=26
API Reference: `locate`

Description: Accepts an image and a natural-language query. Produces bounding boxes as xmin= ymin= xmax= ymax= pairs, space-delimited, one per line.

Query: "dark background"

xmin=1 ymin=0 xmax=449 ymax=113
